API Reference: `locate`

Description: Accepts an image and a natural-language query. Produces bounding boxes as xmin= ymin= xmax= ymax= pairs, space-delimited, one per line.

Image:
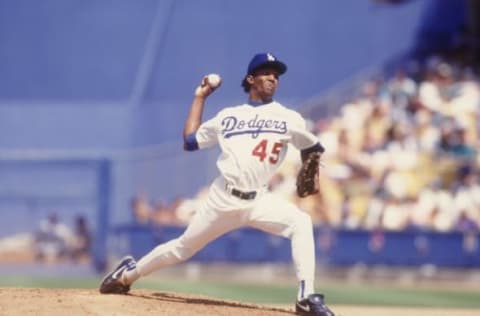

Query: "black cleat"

xmin=296 ymin=294 xmax=335 ymax=316
xmin=99 ymin=256 xmax=136 ymax=294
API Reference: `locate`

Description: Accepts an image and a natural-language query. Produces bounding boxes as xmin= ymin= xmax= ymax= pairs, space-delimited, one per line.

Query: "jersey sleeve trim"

xmin=300 ymin=142 xmax=325 ymax=161
xmin=183 ymin=132 xmax=199 ymax=151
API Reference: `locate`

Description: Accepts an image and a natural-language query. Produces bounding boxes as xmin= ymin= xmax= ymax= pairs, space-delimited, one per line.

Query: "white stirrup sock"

xmin=297 ymin=280 xmax=314 ymax=300
xmin=122 ymin=264 xmax=140 ymax=285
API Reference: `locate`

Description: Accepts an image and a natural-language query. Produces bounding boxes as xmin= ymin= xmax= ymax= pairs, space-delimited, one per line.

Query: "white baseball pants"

xmin=133 ymin=177 xmax=316 ymax=296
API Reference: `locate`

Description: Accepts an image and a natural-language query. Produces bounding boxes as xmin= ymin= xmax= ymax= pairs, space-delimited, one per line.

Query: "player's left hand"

xmin=296 ymin=152 xmax=321 ymax=197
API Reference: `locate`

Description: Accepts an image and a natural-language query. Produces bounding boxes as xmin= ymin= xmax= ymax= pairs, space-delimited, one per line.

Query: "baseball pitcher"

xmin=100 ymin=52 xmax=335 ymax=316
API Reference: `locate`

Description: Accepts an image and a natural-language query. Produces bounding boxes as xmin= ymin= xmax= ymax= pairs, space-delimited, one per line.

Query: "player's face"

xmin=249 ymin=67 xmax=280 ymax=101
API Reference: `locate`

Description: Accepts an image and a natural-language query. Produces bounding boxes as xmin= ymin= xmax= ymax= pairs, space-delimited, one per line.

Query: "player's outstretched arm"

xmin=183 ymin=76 xmax=219 ymax=138
xmin=183 ymin=75 xmax=221 ymax=150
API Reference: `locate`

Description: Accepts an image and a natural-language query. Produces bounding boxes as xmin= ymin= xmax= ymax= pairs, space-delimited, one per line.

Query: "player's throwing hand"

xmin=195 ymin=74 xmax=222 ymax=98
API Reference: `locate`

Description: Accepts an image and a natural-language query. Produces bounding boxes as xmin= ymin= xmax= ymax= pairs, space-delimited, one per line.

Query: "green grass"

xmin=324 ymin=284 xmax=480 ymax=308
xmin=0 ymin=275 xmax=97 ymax=289
xmin=1 ymin=276 xmax=479 ymax=308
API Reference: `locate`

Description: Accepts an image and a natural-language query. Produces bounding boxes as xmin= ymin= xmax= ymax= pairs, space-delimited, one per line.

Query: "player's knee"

xmin=176 ymin=247 xmax=196 ymax=261
xmin=294 ymin=212 xmax=313 ymax=231
xmin=173 ymin=237 xmax=202 ymax=261
xmin=285 ymin=212 xmax=313 ymax=239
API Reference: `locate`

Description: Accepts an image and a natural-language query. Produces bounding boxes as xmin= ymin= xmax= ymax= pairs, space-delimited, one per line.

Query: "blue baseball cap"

xmin=246 ymin=53 xmax=287 ymax=75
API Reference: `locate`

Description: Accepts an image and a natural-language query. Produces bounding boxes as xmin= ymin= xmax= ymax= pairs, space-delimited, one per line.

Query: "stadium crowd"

xmin=132 ymin=56 xmax=480 ymax=234
xmin=0 ymin=212 xmax=92 ymax=264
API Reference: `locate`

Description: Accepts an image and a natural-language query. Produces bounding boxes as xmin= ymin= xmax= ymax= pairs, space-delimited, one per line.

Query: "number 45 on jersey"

xmin=252 ymin=139 xmax=283 ymax=164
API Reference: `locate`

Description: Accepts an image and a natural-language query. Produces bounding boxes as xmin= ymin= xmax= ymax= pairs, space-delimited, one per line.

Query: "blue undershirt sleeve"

xmin=183 ymin=132 xmax=199 ymax=151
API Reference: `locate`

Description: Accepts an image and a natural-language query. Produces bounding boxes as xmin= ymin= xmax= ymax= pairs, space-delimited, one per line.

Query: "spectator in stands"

xmin=363 ymin=189 xmax=387 ymax=230
xmin=385 ymin=121 xmax=419 ymax=170
xmin=34 ymin=212 xmax=73 ymax=263
xmin=70 ymin=215 xmax=92 ymax=263
xmin=452 ymin=166 xmax=480 ymax=229
xmin=131 ymin=195 xmax=153 ymax=225
xmin=418 ymin=67 xmax=445 ymax=113
xmin=410 ymin=178 xmax=455 ymax=232
xmin=149 ymin=198 xmax=177 ymax=225
xmin=387 ymin=68 xmax=417 ymax=120
xmin=412 ymin=109 xmax=440 ymax=153
xmin=447 ymin=68 xmax=479 ymax=118
xmin=438 ymin=118 xmax=476 ymax=159
xmin=363 ymin=100 xmax=392 ymax=152
xmin=381 ymin=193 xmax=411 ymax=231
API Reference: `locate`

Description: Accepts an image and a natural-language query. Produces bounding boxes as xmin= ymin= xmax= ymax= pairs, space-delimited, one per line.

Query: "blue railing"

xmin=112 ymin=224 xmax=480 ymax=267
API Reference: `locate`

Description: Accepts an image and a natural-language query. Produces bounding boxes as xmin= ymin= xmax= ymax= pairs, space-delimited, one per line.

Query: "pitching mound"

xmin=0 ymin=287 xmax=294 ymax=315
xmin=1 ymin=287 xmax=478 ymax=316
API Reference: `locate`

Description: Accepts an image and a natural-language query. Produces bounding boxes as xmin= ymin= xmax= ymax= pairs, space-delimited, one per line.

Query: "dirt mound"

xmin=0 ymin=288 xmax=294 ymax=316
xmin=1 ymin=287 xmax=478 ymax=316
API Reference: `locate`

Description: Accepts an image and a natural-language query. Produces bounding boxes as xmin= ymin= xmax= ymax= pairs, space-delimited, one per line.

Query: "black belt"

xmin=230 ymin=188 xmax=257 ymax=200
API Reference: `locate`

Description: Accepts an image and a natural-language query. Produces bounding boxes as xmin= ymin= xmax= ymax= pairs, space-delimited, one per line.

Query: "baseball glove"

xmin=296 ymin=151 xmax=321 ymax=198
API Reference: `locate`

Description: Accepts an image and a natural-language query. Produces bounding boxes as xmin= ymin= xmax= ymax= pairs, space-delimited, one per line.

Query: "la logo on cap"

xmin=267 ymin=53 xmax=275 ymax=61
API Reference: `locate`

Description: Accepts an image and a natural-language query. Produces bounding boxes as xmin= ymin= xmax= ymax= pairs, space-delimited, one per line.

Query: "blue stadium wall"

xmin=114 ymin=225 xmax=480 ymax=268
xmin=0 ymin=0 xmax=430 ymax=149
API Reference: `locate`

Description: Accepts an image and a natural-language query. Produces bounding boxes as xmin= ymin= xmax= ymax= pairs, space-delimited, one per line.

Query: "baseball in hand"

xmin=206 ymin=73 xmax=222 ymax=88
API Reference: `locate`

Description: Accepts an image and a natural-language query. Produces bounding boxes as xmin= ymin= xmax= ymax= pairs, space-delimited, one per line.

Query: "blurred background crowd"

xmin=0 ymin=211 xmax=91 ymax=264
xmin=131 ymin=56 xmax=480 ymax=234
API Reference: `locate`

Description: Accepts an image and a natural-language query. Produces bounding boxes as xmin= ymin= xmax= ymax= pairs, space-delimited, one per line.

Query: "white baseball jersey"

xmin=135 ymin=100 xmax=320 ymax=300
xmin=195 ymin=101 xmax=318 ymax=191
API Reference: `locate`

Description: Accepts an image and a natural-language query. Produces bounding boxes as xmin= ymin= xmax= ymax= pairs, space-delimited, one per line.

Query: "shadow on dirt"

xmin=130 ymin=291 xmax=295 ymax=314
